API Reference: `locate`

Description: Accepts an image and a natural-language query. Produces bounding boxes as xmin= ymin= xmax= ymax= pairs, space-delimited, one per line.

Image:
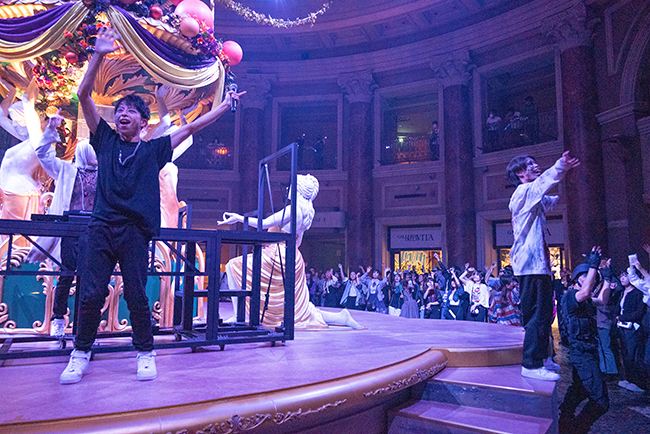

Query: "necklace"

xmin=119 ymin=140 xmax=142 ymax=166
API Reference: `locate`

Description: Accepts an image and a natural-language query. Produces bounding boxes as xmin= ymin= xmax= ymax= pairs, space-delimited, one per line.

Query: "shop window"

xmin=497 ymin=246 xmax=565 ymax=279
xmin=392 ymin=250 xmax=442 ymax=274
xmin=277 ymin=103 xmax=338 ymax=171
xmin=381 ymin=93 xmax=438 ymax=165
xmin=175 ymin=114 xmax=235 ymax=170
xmin=482 ymin=55 xmax=558 ymax=153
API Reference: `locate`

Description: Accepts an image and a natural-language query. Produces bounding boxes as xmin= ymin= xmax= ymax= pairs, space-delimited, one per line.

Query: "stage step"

xmin=422 ymin=365 xmax=557 ymax=419
xmin=389 ymin=400 xmax=553 ymax=434
xmin=388 ymin=365 xmax=558 ymax=434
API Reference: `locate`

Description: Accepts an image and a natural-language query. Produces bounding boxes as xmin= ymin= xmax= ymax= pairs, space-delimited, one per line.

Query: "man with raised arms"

xmin=59 ymin=27 xmax=244 ymax=384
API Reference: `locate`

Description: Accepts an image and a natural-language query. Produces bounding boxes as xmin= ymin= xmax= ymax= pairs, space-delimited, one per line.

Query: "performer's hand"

xmin=561 ymin=150 xmax=580 ymax=170
xmin=46 ymin=109 xmax=63 ymax=130
xmin=587 ymin=246 xmax=602 ymax=269
xmin=155 ymin=84 xmax=169 ymax=100
xmin=95 ymin=27 xmax=120 ymax=55
xmin=222 ymin=89 xmax=246 ymax=107
xmin=217 ymin=212 xmax=242 ymax=225
xmin=599 ymin=258 xmax=612 ymax=281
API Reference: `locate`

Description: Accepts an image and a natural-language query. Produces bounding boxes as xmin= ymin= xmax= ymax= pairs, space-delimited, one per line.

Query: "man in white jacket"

xmin=507 ymin=150 xmax=579 ymax=381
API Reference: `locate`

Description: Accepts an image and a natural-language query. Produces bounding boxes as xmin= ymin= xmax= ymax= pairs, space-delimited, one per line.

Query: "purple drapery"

xmin=0 ymin=3 xmax=74 ymax=43
xmin=113 ymin=6 xmax=215 ymax=70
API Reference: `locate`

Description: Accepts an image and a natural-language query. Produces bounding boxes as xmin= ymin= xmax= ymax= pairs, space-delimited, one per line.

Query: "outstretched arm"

xmin=0 ymin=78 xmax=21 ymax=140
xmin=170 ymin=90 xmax=245 ymax=150
xmin=78 ymin=27 xmax=119 ymax=134
xmin=218 ymin=204 xmax=297 ymax=231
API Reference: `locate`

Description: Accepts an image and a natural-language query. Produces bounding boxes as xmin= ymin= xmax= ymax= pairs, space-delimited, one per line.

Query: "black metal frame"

xmin=0 ymin=143 xmax=298 ymax=360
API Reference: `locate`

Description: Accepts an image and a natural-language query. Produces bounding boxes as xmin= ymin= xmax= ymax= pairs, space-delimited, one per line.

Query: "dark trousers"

xmin=345 ymin=295 xmax=357 ymax=310
xmin=470 ymin=305 xmax=487 ymax=322
xmin=519 ymin=274 xmax=553 ymax=369
xmin=52 ymin=236 xmax=80 ymax=319
xmin=619 ymin=326 xmax=642 ymax=385
xmin=74 ymin=223 xmax=153 ymax=352
xmin=559 ymin=347 xmax=609 ymax=434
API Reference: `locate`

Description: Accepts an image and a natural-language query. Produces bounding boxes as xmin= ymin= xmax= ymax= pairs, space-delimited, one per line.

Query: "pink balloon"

xmin=179 ymin=17 xmax=200 ymax=38
xmin=175 ymin=0 xmax=213 ymax=29
xmin=222 ymin=40 xmax=243 ymax=65
xmin=171 ymin=0 xmax=183 ymax=5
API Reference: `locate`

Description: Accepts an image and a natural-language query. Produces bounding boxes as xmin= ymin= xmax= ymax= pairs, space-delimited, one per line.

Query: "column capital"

xmin=338 ymin=71 xmax=377 ymax=104
xmin=430 ymin=50 xmax=475 ymax=88
xmin=238 ymin=74 xmax=273 ymax=110
xmin=541 ymin=2 xmax=597 ymax=52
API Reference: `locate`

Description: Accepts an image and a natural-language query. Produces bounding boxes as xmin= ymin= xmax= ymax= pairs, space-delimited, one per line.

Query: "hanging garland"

xmin=215 ymin=0 xmax=335 ymax=28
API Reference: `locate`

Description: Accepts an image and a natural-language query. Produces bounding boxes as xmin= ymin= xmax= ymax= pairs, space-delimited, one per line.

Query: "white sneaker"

xmin=544 ymin=357 xmax=561 ymax=372
xmin=625 ymin=383 xmax=645 ymax=392
xmin=521 ymin=366 xmax=561 ymax=381
xmin=60 ymin=349 xmax=91 ymax=384
xmin=50 ymin=318 xmax=66 ymax=338
xmin=618 ymin=380 xmax=630 ymax=388
xmin=137 ymin=351 xmax=157 ymax=381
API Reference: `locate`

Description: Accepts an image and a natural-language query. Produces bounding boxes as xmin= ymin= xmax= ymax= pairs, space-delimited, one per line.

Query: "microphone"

xmin=228 ymin=83 xmax=238 ymax=112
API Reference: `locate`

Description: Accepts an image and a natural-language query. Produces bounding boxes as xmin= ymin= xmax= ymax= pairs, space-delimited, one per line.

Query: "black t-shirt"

xmin=562 ymin=288 xmax=597 ymax=345
xmin=90 ymin=118 xmax=172 ymax=237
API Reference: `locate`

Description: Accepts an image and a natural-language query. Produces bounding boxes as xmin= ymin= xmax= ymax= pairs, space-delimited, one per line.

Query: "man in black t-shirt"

xmin=59 ymin=27 xmax=244 ymax=384
xmin=559 ymin=247 xmax=611 ymax=434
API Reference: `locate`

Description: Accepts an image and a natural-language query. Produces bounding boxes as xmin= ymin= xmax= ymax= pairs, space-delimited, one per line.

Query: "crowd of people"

xmin=304 ymin=256 xmax=522 ymax=326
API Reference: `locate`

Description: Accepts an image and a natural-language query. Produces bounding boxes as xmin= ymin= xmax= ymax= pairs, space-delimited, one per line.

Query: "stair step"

xmin=389 ymin=400 xmax=554 ymax=434
xmin=422 ymin=365 xmax=557 ymax=418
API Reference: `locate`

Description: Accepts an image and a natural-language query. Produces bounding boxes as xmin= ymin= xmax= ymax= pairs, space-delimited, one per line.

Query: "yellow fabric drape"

xmin=0 ymin=2 xmax=88 ymax=61
xmin=105 ymin=6 xmax=225 ymax=101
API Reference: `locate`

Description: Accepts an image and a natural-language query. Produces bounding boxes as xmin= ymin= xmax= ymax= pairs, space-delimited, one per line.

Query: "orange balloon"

xmin=222 ymin=40 xmax=243 ymax=65
xmin=175 ymin=0 xmax=213 ymax=29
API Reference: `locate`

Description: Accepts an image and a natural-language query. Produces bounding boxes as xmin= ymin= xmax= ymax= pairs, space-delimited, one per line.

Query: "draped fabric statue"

xmin=219 ymin=174 xmax=363 ymax=330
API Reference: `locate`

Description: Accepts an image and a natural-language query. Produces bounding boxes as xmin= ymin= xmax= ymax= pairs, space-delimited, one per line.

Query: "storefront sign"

xmin=495 ymin=219 xmax=565 ymax=247
xmin=390 ymin=227 xmax=442 ymax=250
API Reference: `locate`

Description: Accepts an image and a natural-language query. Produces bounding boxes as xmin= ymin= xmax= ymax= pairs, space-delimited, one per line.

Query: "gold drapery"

xmin=105 ymin=6 xmax=225 ymax=100
xmin=0 ymin=2 xmax=87 ymax=61
xmin=0 ymin=4 xmax=224 ymax=101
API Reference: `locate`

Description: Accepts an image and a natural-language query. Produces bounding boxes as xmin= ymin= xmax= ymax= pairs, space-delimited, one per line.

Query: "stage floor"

xmin=0 ymin=307 xmax=526 ymax=434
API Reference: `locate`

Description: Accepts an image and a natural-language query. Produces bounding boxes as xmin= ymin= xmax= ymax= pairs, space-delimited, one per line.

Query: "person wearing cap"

xmin=506 ymin=151 xmax=580 ymax=381
xmin=559 ymin=247 xmax=611 ymax=434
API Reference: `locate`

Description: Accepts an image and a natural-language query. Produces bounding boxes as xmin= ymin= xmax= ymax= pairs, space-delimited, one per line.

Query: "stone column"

xmin=544 ymin=3 xmax=608 ymax=266
xmin=431 ymin=51 xmax=477 ymax=266
xmin=238 ymin=76 xmax=271 ymax=212
xmin=338 ymin=72 xmax=377 ymax=268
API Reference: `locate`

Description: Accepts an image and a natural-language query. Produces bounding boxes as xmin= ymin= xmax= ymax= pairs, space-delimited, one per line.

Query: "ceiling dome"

xmin=212 ymin=0 xmax=535 ymax=61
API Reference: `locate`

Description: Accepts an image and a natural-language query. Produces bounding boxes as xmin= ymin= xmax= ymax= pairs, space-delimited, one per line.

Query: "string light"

xmin=215 ymin=0 xmax=335 ymax=28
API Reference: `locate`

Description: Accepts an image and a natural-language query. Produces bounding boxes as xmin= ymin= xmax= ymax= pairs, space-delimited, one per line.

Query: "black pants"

xmin=52 ymin=236 xmax=81 ymax=319
xmin=619 ymin=326 xmax=642 ymax=386
xmin=345 ymin=295 xmax=357 ymax=310
xmin=559 ymin=346 xmax=609 ymax=434
xmin=470 ymin=305 xmax=487 ymax=322
xmin=74 ymin=223 xmax=153 ymax=352
xmin=519 ymin=274 xmax=553 ymax=369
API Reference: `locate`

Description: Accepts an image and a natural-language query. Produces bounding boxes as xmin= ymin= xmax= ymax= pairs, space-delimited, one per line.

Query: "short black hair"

xmin=499 ymin=272 xmax=516 ymax=288
xmin=506 ymin=154 xmax=534 ymax=185
xmin=114 ymin=94 xmax=150 ymax=121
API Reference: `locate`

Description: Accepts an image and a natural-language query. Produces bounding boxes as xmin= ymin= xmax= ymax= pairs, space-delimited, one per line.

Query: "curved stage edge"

xmin=0 ymin=309 xmax=528 ymax=434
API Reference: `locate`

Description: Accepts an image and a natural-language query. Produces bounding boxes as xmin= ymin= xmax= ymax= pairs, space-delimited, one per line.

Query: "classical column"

xmin=431 ymin=51 xmax=476 ymax=266
xmin=338 ymin=72 xmax=377 ymax=268
xmin=238 ymin=76 xmax=271 ymax=212
xmin=544 ymin=3 xmax=608 ymax=265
